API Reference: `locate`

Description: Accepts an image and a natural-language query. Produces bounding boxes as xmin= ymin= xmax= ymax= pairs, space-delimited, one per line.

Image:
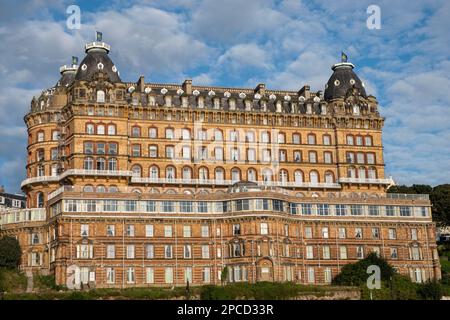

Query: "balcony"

xmin=338 ymin=177 xmax=395 ymax=185
xmin=21 ymin=170 xmax=134 ymax=188
xmin=0 ymin=208 xmax=46 ymax=227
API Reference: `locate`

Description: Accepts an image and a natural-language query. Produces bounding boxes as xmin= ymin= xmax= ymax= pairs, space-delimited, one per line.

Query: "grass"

xmin=0 ymin=268 xmax=27 ymax=293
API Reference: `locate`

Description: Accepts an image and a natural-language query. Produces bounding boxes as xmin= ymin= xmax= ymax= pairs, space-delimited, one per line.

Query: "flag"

xmin=96 ymin=31 xmax=103 ymax=42
xmin=341 ymin=52 xmax=348 ymax=62
xmin=72 ymin=56 xmax=78 ymax=66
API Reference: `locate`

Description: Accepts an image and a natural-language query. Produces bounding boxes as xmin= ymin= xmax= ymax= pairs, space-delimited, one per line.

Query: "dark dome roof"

xmin=324 ymin=62 xmax=367 ymax=101
xmin=75 ymin=46 xmax=121 ymax=83
xmin=57 ymin=69 xmax=77 ymax=87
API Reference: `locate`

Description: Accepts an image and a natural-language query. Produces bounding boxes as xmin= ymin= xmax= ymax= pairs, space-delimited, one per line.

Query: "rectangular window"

xmin=164 ymin=225 xmax=173 ymax=237
xmin=306 ymin=246 xmax=314 ymax=259
xmin=201 ymin=225 xmax=209 ymax=237
xmin=126 ymin=225 xmax=135 ymax=237
xmin=146 ymin=245 xmax=154 ymax=259
xmin=390 ymin=248 xmax=398 ymax=259
xmin=183 ymin=245 xmax=192 ymax=259
xmin=321 ymin=227 xmax=329 ymax=238
xmin=202 ymin=245 xmax=210 ymax=259
xmin=372 ymin=228 xmax=380 ymax=239
xmin=146 ymin=267 xmax=154 ymax=284
xmin=324 ymin=268 xmax=332 ymax=283
xmin=304 ymin=227 xmax=313 ymax=239
xmin=145 ymin=225 xmax=154 ymax=237
xmin=165 ymin=245 xmax=173 ymax=259
xmin=307 ymin=268 xmax=315 ymax=283
xmin=386 ymin=206 xmax=396 ymax=216
xmin=323 ymin=135 xmax=331 ymax=145
xmin=369 ymin=205 xmax=379 ymax=216
xmin=323 ymin=246 xmax=331 ymax=259
xmin=126 ymin=268 xmax=135 ymax=283
xmin=183 ymin=225 xmax=192 ymax=237
xmin=106 ymin=225 xmax=115 ymax=236
xmin=146 ymin=201 xmax=156 ymax=212
xmin=338 ymin=227 xmax=346 ymax=239
xmin=317 ymin=204 xmax=329 ymax=216
xmin=308 ymin=151 xmax=317 ymax=163
xmin=180 ymin=201 xmax=193 ymax=213
xmin=400 ymin=206 xmax=412 ymax=217
xmin=81 ymin=224 xmax=89 ymax=237
xmin=233 ymin=224 xmax=241 ymax=236
xmin=106 ymin=268 xmax=115 ymax=284
xmin=132 ymin=144 xmax=141 ymax=157
xmin=215 ymin=147 xmax=223 ymax=160
xmin=339 ymin=246 xmax=348 ymax=259
xmin=149 ymin=146 xmax=158 ymax=158
xmin=126 ymin=245 xmax=135 ymax=259
xmin=162 ymin=201 xmax=175 ymax=212
xmin=255 ymin=199 xmax=270 ymax=210
xmin=260 ymin=223 xmax=269 ymax=235
xmin=203 ymin=267 xmax=211 ymax=283
xmin=292 ymin=133 xmax=300 ymax=144
xmin=106 ymin=245 xmax=115 ymax=259
xmin=350 ymin=205 xmax=363 ymax=216
xmin=198 ymin=202 xmax=208 ymax=213
xmin=335 ymin=204 xmax=347 ymax=216
xmin=411 ymin=228 xmax=418 ymax=240
xmin=355 ymin=228 xmax=363 ymax=239
xmin=301 ymin=203 xmax=313 ymax=215
xmin=272 ymin=200 xmax=284 ymax=212
xmin=236 ymin=199 xmax=250 ymax=211
xmin=388 ymin=228 xmax=397 ymax=240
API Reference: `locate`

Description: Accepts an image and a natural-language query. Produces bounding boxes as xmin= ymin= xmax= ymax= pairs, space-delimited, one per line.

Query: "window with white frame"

xmin=165 ymin=268 xmax=173 ymax=284
xmin=183 ymin=245 xmax=191 ymax=259
xmin=201 ymin=225 xmax=209 ymax=237
xmin=304 ymin=227 xmax=312 ymax=239
xmin=339 ymin=246 xmax=347 ymax=259
xmin=323 ymin=246 xmax=331 ymax=259
xmin=126 ymin=268 xmax=135 ymax=283
xmin=388 ymin=228 xmax=397 ymax=239
xmin=321 ymin=227 xmax=329 ymax=238
xmin=164 ymin=225 xmax=173 ymax=237
xmin=146 ymin=244 xmax=154 ymax=259
xmin=202 ymin=245 xmax=210 ymax=259
xmin=145 ymin=225 xmax=154 ymax=237
xmin=126 ymin=245 xmax=135 ymax=259
xmin=81 ymin=224 xmax=89 ymax=237
xmin=338 ymin=227 xmax=346 ymax=239
xmin=260 ymin=222 xmax=268 ymax=235
xmin=306 ymin=246 xmax=314 ymax=259
xmin=106 ymin=245 xmax=115 ymax=259
xmin=183 ymin=225 xmax=192 ymax=238
xmin=106 ymin=268 xmax=115 ymax=284
xmin=307 ymin=267 xmax=315 ymax=283
xmin=126 ymin=225 xmax=135 ymax=237
xmin=146 ymin=267 xmax=154 ymax=284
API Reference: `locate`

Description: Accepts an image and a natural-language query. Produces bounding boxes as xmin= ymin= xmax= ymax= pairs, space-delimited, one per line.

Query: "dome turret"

xmin=324 ymin=52 xmax=366 ymax=101
xmin=75 ymin=32 xmax=121 ymax=83
xmin=56 ymin=56 xmax=78 ymax=87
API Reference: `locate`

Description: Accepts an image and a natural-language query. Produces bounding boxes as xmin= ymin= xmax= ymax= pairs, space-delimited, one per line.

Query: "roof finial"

xmin=341 ymin=51 xmax=348 ymax=63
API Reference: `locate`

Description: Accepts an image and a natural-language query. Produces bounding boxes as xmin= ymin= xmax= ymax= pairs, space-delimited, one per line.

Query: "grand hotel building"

xmin=0 ymin=36 xmax=441 ymax=288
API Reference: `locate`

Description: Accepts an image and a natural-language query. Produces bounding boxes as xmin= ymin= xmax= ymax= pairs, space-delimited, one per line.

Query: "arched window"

xmin=279 ymin=170 xmax=288 ymax=183
xmin=109 ymin=185 xmax=118 ymax=193
xmin=36 ymin=192 xmax=44 ymax=208
xmin=262 ymin=168 xmax=272 ymax=182
xmin=231 ymin=168 xmax=241 ymax=182
xmin=182 ymin=128 xmax=190 ymax=140
xmin=96 ymin=185 xmax=107 ymax=193
xmin=368 ymin=167 xmax=377 ymax=179
xmin=182 ymin=167 xmax=192 ymax=180
xmin=215 ymin=168 xmax=224 ymax=182
xmin=108 ymin=158 xmax=117 ymax=171
xmin=149 ymin=166 xmax=159 ymax=180
xmin=309 ymin=171 xmax=319 ymax=184
xmin=131 ymin=164 xmax=142 ymax=177
xmin=166 ymin=166 xmax=176 ymax=180
xmin=358 ymin=167 xmax=366 ymax=179
xmin=294 ymin=170 xmax=303 ymax=184
xmin=346 ymin=135 xmax=354 ymax=145
xmin=347 ymin=166 xmax=356 ymax=178
xmin=96 ymin=157 xmax=106 ymax=171
xmin=214 ymin=129 xmax=223 ymax=141
xmin=97 ymin=124 xmax=105 ymax=135
xmin=86 ymin=123 xmax=95 ymax=134
xmin=307 ymin=133 xmax=316 ymax=145
xmin=198 ymin=167 xmax=209 ymax=181
xmin=84 ymin=157 xmax=94 ymax=170
xmin=247 ymin=168 xmax=256 ymax=182
xmin=165 ymin=128 xmax=174 ymax=139
xmin=325 ymin=171 xmax=334 ymax=183
xmin=97 ymin=90 xmax=105 ymax=103
xmin=107 ymin=124 xmax=116 ymax=135
xmin=83 ymin=185 xmax=94 ymax=193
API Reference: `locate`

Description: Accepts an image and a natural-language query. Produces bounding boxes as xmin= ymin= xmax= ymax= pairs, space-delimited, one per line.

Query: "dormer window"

xmin=97 ymin=90 xmax=105 ymax=103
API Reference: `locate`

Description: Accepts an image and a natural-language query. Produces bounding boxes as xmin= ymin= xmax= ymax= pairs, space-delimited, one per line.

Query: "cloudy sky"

xmin=0 ymin=0 xmax=449 ymax=193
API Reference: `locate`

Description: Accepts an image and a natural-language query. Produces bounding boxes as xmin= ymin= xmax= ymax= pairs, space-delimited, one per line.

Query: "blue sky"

xmin=0 ymin=0 xmax=449 ymax=193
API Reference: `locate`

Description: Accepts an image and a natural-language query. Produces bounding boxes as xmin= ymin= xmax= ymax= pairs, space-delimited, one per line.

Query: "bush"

xmin=332 ymin=253 xmax=395 ymax=286
xmin=0 ymin=268 xmax=27 ymax=293
xmin=0 ymin=237 xmax=22 ymax=269
xmin=417 ymin=280 xmax=443 ymax=300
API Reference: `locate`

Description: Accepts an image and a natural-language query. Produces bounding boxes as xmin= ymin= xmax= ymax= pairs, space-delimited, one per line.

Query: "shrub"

xmin=332 ymin=253 xmax=395 ymax=286
xmin=417 ymin=280 xmax=443 ymax=300
xmin=0 ymin=237 xmax=22 ymax=269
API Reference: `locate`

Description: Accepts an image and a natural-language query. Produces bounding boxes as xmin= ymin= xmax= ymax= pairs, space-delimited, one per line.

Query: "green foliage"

xmin=359 ymin=274 xmax=419 ymax=300
xmin=0 ymin=236 xmax=22 ymax=269
xmin=200 ymin=282 xmax=336 ymax=300
xmin=387 ymin=184 xmax=450 ymax=226
xmin=0 ymin=268 xmax=27 ymax=292
xmin=430 ymin=184 xmax=450 ymax=226
xmin=332 ymin=253 xmax=395 ymax=286
xmin=417 ymin=280 xmax=443 ymax=300
xmin=220 ymin=266 xmax=229 ymax=285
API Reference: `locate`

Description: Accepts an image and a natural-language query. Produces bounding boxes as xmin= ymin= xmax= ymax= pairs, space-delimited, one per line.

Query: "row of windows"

xmin=84 ymin=142 xmax=118 ymax=155
xmin=74 ymin=242 xmax=422 ymax=262
xmin=34 ymin=130 xmax=61 ymax=143
xmin=128 ymin=164 xmax=337 ymax=183
xmin=63 ymin=199 xmax=429 ymax=218
xmin=76 ymin=223 xmax=419 ymax=240
xmin=346 ymin=134 xmax=373 ymax=146
xmin=346 ymin=152 xmax=376 ymax=164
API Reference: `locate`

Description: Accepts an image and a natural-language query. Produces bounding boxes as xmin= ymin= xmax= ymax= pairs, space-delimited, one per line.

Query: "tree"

xmin=332 ymin=252 xmax=395 ymax=286
xmin=387 ymin=184 xmax=432 ymax=194
xmin=417 ymin=280 xmax=443 ymax=300
xmin=0 ymin=236 xmax=22 ymax=269
xmin=430 ymin=184 xmax=450 ymax=227
xmin=220 ymin=266 xmax=228 ymax=286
